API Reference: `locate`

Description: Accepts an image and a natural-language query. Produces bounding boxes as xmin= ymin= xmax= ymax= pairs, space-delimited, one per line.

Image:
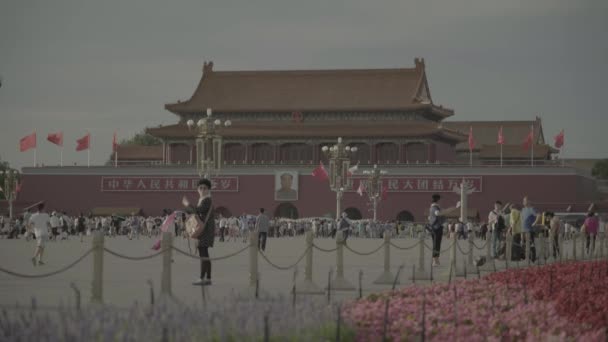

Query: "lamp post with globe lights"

xmin=362 ymin=164 xmax=388 ymax=222
xmin=1 ymin=169 xmax=19 ymax=220
xmin=186 ymin=108 xmax=232 ymax=178
xmin=321 ymin=137 xmax=358 ymax=219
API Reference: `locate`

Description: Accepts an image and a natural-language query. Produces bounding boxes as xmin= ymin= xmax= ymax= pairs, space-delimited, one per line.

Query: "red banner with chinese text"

xmin=101 ymin=177 xmax=239 ymax=192
xmin=348 ymin=177 xmax=483 ymax=193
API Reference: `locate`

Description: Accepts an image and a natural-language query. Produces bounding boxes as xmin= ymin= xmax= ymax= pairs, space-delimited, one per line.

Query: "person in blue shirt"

xmin=521 ymin=196 xmax=540 ymax=262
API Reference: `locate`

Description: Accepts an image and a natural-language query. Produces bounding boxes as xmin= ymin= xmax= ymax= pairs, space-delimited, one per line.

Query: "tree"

xmin=120 ymin=129 xmax=162 ymax=146
xmin=591 ymin=159 xmax=608 ymax=179
xmin=0 ymin=156 xmax=12 ymax=200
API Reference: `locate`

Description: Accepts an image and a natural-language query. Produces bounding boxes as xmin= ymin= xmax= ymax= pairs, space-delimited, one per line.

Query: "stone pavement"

xmin=0 ymin=234 xmax=580 ymax=308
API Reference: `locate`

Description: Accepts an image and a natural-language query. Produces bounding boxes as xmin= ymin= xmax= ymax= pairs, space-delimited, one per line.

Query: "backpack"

xmin=429 ymin=204 xmax=445 ymax=231
xmin=493 ymin=211 xmax=506 ymax=233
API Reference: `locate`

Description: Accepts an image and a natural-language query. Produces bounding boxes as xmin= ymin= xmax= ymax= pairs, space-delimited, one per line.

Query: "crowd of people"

xmin=1 ymin=182 xmax=605 ymax=286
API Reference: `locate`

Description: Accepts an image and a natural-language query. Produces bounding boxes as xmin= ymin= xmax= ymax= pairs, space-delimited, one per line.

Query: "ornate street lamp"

xmin=187 ymin=108 xmax=232 ymax=178
xmin=321 ymin=137 xmax=358 ymax=219
xmin=362 ymin=164 xmax=388 ymax=222
xmin=1 ymin=169 xmax=19 ymax=220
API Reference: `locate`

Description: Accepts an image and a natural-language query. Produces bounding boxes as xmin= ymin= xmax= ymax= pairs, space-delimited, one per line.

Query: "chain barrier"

xmin=312 ymin=243 xmax=338 ymax=253
xmin=389 ymin=240 xmax=421 ymax=250
xmin=0 ymin=248 xmax=93 ymax=279
xmin=440 ymin=240 xmax=456 ymax=254
xmin=171 ymin=244 xmax=249 ymax=261
xmin=456 ymin=242 xmax=471 ymax=255
xmin=472 ymin=240 xmax=488 ymax=250
xmin=344 ymin=242 xmax=385 ymax=256
xmin=258 ymin=246 xmax=311 ymax=270
xmin=103 ymin=248 xmax=165 ymax=261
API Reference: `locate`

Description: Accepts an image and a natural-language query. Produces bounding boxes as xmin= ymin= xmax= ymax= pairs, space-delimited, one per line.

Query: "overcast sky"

xmin=1 ymin=0 xmax=607 ymax=168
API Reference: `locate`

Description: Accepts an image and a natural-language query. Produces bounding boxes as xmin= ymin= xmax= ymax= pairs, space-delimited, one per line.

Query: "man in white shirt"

xmin=28 ymin=203 xmax=50 ymax=266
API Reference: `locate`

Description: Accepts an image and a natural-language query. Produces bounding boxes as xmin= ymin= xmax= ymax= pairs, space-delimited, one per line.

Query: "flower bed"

xmin=0 ymin=295 xmax=354 ymax=341
xmin=342 ymin=261 xmax=608 ymax=341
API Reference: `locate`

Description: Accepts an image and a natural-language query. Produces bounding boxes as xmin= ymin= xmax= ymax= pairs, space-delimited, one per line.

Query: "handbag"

xmin=186 ymin=201 xmax=213 ymax=239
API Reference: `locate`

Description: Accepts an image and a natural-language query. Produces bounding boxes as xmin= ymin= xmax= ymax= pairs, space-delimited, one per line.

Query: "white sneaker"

xmin=202 ymin=279 xmax=212 ymax=286
xmin=192 ymin=278 xmax=204 ymax=285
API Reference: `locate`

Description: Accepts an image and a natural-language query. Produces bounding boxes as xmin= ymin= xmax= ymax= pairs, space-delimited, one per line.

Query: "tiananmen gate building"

xmin=12 ymin=59 xmax=605 ymax=221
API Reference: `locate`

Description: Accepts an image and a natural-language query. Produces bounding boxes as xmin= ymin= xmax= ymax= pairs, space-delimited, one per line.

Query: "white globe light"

xmin=224 ymin=120 xmax=232 ymax=127
xmin=345 ymin=146 xmax=351 ymax=151
xmin=214 ymin=119 xmax=221 ymax=125
xmin=206 ymin=108 xmax=212 ymax=116
xmin=352 ymin=147 xmax=358 ymax=152
xmin=186 ymin=119 xmax=194 ymax=127
xmin=322 ymin=146 xmax=328 ymax=152
xmin=338 ymin=137 xmax=343 ymax=143
xmin=197 ymin=119 xmax=206 ymax=127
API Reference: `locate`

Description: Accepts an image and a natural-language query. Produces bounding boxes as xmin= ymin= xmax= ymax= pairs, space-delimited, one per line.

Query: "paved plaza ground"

xmin=0 ymin=234 xmax=579 ymax=308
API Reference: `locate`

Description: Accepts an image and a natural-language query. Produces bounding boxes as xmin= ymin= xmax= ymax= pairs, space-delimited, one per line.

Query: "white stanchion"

xmin=373 ymin=231 xmax=396 ymax=285
xmin=249 ymin=230 xmax=258 ymax=289
xmin=296 ymin=231 xmax=323 ymax=294
xmin=329 ymin=231 xmax=355 ymax=291
xmin=91 ymin=231 xmax=104 ymax=304
xmin=411 ymin=233 xmax=430 ymax=280
xmin=160 ymin=232 xmax=173 ymax=297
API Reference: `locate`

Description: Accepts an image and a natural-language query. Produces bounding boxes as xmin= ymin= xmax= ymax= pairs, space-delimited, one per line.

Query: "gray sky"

xmin=1 ymin=0 xmax=607 ymax=168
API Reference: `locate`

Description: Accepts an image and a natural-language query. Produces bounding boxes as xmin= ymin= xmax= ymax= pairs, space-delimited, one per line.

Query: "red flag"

xmin=381 ymin=184 xmax=389 ymax=200
xmin=554 ymin=129 xmax=564 ymax=148
xmin=356 ymin=181 xmax=365 ymax=196
xmin=311 ymin=162 xmax=329 ymax=181
xmin=468 ymin=126 xmax=475 ymax=151
xmin=76 ymin=132 xmax=90 ymax=151
xmin=497 ymin=126 xmax=505 ymax=145
xmin=15 ymin=182 xmax=22 ymax=193
xmin=112 ymin=132 xmax=118 ymax=152
xmin=19 ymin=132 xmax=36 ymax=152
xmin=47 ymin=132 xmax=63 ymax=146
xmin=522 ymin=129 xmax=533 ymax=151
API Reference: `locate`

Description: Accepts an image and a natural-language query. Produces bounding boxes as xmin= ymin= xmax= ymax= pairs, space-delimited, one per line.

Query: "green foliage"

xmin=119 ymin=129 xmax=162 ymax=146
xmin=592 ymin=159 xmax=608 ymax=179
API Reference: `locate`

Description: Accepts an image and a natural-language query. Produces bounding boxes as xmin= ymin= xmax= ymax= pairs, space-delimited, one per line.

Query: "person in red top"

xmin=582 ymin=211 xmax=599 ymax=255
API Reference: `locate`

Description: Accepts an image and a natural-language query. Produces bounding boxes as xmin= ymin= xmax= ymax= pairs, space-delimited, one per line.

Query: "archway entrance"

xmin=344 ymin=207 xmax=362 ymax=220
xmin=274 ymin=203 xmax=299 ymax=219
xmin=396 ymin=210 xmax=415 ymax=222
xmin=215 ymin=206 xmax=232 ymax=218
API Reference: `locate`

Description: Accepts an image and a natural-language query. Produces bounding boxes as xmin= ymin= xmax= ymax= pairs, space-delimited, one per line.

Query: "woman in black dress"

xmin=182 ymin=178 xmax=215 ymax=286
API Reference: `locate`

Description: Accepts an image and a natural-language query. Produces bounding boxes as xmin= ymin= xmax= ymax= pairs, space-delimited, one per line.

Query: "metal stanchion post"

xmin=160 ymin=232 xmax=173 ymax=297
xmin=91 ymin=231 xmax=104 ymax=304
xmin=249 ymin=230 xmax=258 ymax=288
xmin=505 ymin=233 xmax=512 ymax=269
xmin=296 ymin=231 xmax=323 ymax=294
xmin=525 ymin=232 xmax=531 ymax=266
xmin=374 ymin=231 xmax=396 ymax=285
xmin=468 ymin=233 xmax=474 ymax=267
xmin=558 ymin=233 xmax=564 ymax=262
xmin=330 ymin=231 xmax=355 ymax=291
xmin=412 ymin=233 xmax=429 ymax=280
xmin=572 ymin=233 xmax=577 ymax=261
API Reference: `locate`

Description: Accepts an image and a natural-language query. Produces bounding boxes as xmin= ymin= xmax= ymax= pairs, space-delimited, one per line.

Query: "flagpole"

xmin=115 ymin=150 xmax=118 ymax=168
xmin=60 ymin=146 xmax=63 ymax=167
xmin=88 ymin=149 xmax=90 ymax=168
xmin=561 ymin=129 xmax=565 ymax=168
xmin=531 ymin=125 xmax=534 ymax=168
xmin=500 ymin=144 xmax=503 ymax=168
xmin=34 ymin=148 xmax=37 ymax=168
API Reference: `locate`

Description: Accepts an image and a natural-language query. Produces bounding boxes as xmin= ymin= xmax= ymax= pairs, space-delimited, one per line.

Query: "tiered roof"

xmin=147 ymin=121 xmax=466 ymax=142
xmin=165 ymin=59 xmax=453 ymax=120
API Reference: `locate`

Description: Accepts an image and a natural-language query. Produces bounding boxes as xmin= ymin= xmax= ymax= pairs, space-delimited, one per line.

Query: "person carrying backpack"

xmin=427 ymin=194 xmax=445 ymax=267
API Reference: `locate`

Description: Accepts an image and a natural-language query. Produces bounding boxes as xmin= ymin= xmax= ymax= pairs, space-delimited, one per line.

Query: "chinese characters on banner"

xmin=101 ymin=177 xmax=239 ymax=192
xmin=349 ymin=177 xmax=482 ymax=193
